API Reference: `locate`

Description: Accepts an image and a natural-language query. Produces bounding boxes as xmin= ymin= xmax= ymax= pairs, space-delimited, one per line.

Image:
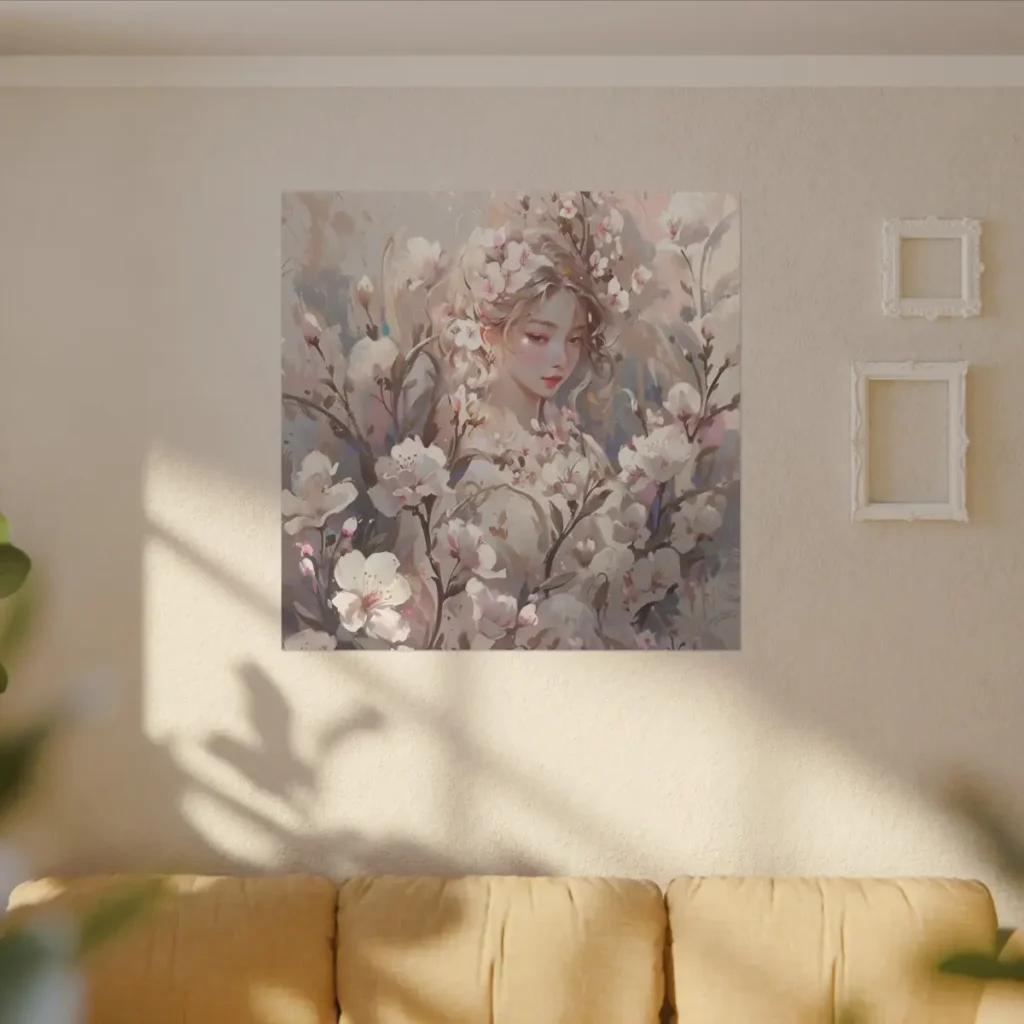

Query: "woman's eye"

xmin=568 ymin=336 xmax=584 ymax=346
xmin=526 ymin=333 xmax=548 ymax=345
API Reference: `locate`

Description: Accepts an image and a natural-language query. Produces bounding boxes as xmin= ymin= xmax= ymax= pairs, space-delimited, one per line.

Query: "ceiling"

xmin=2 ymin=0 xmax=1024 ymax=57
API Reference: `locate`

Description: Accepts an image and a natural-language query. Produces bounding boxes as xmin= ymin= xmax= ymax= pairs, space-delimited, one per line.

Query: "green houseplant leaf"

xmin=0 ymin=719 xmax=54 ymax=821
xmin=0 ymin=581 xmax=34 ymax=669
xmin=77 ymin=879 xmax=166 ymax=956
xmin=0 ymin=928 xmax=53 ymax=1004
xmin=0 ymin=545 xmax=31 ymax=599
xmin=938 ymin=951 xmax=1024 ymax=982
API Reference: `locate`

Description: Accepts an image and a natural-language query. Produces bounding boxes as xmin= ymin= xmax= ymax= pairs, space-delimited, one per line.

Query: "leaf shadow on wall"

xmin=138 ymin=661 xmax=552 ymax=880
xmin=134 ymin=518 xmax=642 ymax=879
xmin=136 ymin=490 xmax=1024 ymax=924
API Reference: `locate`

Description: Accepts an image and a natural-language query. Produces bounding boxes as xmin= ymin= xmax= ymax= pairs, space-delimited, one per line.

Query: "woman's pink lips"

xmin=541 ymin=375 xmax=564 ymax=387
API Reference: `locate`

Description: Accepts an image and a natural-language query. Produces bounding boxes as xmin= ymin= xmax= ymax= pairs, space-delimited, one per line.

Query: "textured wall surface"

xmin=2 ymin=87 xmax=1024 ymax=921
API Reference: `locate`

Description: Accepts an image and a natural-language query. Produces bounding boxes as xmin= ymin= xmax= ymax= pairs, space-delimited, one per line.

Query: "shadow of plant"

xmin=195 ymin=660 xmax=549 ymax=880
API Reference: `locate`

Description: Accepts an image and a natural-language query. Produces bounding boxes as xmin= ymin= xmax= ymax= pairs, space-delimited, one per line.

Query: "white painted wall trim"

xmin=4 ymin=55 xmax=1024 ymax=88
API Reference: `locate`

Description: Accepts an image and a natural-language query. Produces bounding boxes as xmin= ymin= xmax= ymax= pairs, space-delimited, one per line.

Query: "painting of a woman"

xmin=282 ymin=191 xmax=740 ymax=651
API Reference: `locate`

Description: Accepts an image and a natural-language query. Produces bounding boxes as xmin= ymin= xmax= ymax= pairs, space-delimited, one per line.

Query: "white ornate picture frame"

xmin=851 ymin=361 xmax=968 ymax=522
xmin=881 ymin=217 xmax=983 ymax=319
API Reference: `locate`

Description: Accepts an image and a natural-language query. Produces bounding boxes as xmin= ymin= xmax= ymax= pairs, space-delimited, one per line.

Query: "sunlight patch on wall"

xmin=143 ymin=443 xmax=280 ymax=735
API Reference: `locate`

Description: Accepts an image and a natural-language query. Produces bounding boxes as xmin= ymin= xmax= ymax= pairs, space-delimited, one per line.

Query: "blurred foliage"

xmin=77 ymin=879 xmax=165 ymax=956
xmin=933 ymin=777 xmax=1024 ymax=986
xmin=0 ymin=926 xmax=53 ymax=1004
xmin=0 ymin=719 xmax=55 ymax=823
xmin=0 ymin=509 xmax=161 ymax=1022
xmin=0 ymin=512 xmax=33 ymax=696
xmin=939 ymin=950 xmax=1024 ymax=983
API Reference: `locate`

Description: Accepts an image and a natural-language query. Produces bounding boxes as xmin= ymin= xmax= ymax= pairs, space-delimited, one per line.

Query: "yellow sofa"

xmin=9 ymin=873 xmax=1024 ymax=1023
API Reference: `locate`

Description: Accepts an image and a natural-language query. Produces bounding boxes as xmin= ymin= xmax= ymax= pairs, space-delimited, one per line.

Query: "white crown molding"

xmin=4 ymin=55 xmax=1024 ymax=88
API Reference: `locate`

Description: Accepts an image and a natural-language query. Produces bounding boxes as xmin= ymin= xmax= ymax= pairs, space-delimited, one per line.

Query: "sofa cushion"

xmin=335 ymin=875 xmax=666 ymax=1024
xmin=8 ymin=874 xmax=338 ymax=1024
xmin=665 ymin=876 xmax=997 ymax=1024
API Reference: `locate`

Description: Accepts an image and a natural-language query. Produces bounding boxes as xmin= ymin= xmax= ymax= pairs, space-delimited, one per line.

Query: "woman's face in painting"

xmin=499 ymin=290 xmax=586 ymax=401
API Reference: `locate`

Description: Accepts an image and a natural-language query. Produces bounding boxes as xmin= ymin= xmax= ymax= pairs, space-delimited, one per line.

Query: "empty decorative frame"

xmin=851 ymin=361 xmax=968 ymax=522
xmin=881 ymin=217 xmax=983 ymax=319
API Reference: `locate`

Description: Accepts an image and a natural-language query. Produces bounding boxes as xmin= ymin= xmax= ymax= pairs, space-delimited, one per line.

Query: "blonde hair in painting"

xmin=433 ymin=223 xmax=615 ymax=411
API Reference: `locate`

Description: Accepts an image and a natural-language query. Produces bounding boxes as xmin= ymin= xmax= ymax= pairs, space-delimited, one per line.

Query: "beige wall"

xmin=3 ymin=85 xmax=1024 ymax=921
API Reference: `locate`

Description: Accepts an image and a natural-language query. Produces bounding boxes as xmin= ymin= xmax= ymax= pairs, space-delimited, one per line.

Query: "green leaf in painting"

xmin=549 ymin=503 xmax=565 ymax=537
xmin=0 ymin=663 xmax=7 ymax=694
xmin=77 ymin=878 xmax=166 ymax=956
xmin=421 ymin=416 xmax=439 ymax=447
xmin=0 ymin=544 xmax=31 ymax=599
xmin=537 ymin=572 xmax=575 ymax=595
xmin=581 ymin=488 xmax=611 ymax=518
xmin=0 ymin=514 xmax=8 ymax=544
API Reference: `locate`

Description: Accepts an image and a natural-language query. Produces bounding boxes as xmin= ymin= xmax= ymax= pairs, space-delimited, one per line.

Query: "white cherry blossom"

xmin=450 ymin=384 xmax=484 ymax=428
xmin=501 ymin=240 xmax=533 ymax=273
xmin=631 ymin=264 xmax=653 ymax=294
xmin=572 ymin=537 xmax=597 ymax=568
xmin=466 ymin=578 xmax=518 ymax=637
xmin=557 ymin=192 xmax=578 ymax=219
xmin=658 ymin=192 xmax=737 ymax=250
xmin=401 ymin=236 xmax=443 ymax=289
xmin=438 ymin=519 xmax=505 ymax=579
xmin=540 ymin=452 xmax=591 ymax=503
xmin=301 ymin=311 xmax=323 ymax=343
xmin=605 ymin=276 xmax=629 ymax=313
xmin=370 ymin=436 xmax=451 ymax=517
xmin=517 ymin=603 xmax=539 ymax=628
xmin=451 ymin=346 xmax=496 ymax=389
xmin=635 ymin=630 xmax=658 ymax=650
xmin=471 ymin=261 xmax=507 ymax=305
xmin=347 ymin=334 xmax=398 ymax=388
xmin=477 ymin=225 xmax=508 ymax=257
xmin=282 ymin=451 xmax=358 ymax=535
xmin=356 ymin=275 xmax=374 ymax=306
xmin=671 ymin=494 xmax=724 ymax=554
xmin=502 ymin=242 xmax=553 ymax=292
xmin=623 ymin=548 xmax=681 ymax=612
xmin=665 ymin=381 xmax=702 ymax=419
xmin=284 ymin=629 xmax=337 ymax=651
xmin=595 ymin=501 xmax=651 ymax=548
xmin=595 ymin=206 xmax=624 ymax=246
xmin=332 ymin=550 xmax=412 ymax=642
xmin=450 ymin=318 xmax=484 ymax=350
xmin=618 ymin=425 xmax=697 ymax=492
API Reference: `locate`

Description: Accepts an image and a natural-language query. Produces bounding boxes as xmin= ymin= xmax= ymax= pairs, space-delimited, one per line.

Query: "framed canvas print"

xmin=851 ymin=361 xmax=968 ymax=522
xmin=282 ymin=191 xmax=740 ymax=650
